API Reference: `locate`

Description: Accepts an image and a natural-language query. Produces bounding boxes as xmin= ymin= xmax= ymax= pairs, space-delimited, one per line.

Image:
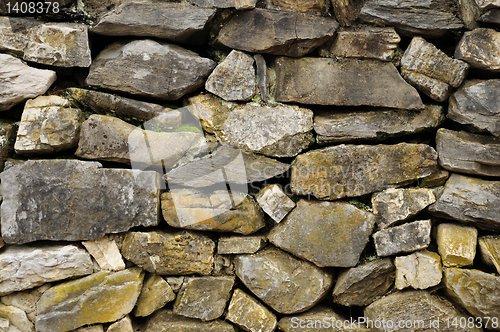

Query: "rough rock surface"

xmin=479 ymin=8 xmax=500 ymax=22
xmin=107 ymin=316 xmax=133 ymax=332
xmin=134 ymin=274 xmax=175 ymax=317
xmin=189 ymin=0 xmax=257 ymax=9
xmin=0 ymin=304 xmax=34 ymax=332
xmin=478 ymin=235 xmax=500 ymax=273
xmin=291 ymin=143 xmax=438 ymax=200
xmin=233 ymin=246 xmax=333 ymax=314
xmin=268 ymin=200 xmax=375 ymax=267
xmin=81 ymin=236 xmax=126 ymax=271
xmin=269 ymin=0 xmax=329 ymax=12
xmin=0 ymin=124 xmax=14 ymax=171
xmin=455 ymin=28 xmax=500 ymax=72
xmin=373 ymin=220 xmax=432 ymax=257
xmin=145 ymin=309 xmax=236 ymax=332
xmin=394 ymin=250 xmax=442 ymax=290
xmin=217 ymin=236 xmax=267 ymax=254
xmin=437 ymin=223 xmax=478 ymax=267
xmin=184 ymin=94 xmax=230 ymax=134
xmin=476 ymin=0 xmax=500 ymax=9
xmin=226 ymin=289 xmax=277 ymax=332
xmin=256 ymin=184 xmax=295 ymax=223
xmin=331 ymin=0 xmax=364 ymax=26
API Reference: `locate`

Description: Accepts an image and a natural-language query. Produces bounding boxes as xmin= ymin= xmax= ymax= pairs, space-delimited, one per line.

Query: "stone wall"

xmin=1 ymin=0 xmax=500 ymax=331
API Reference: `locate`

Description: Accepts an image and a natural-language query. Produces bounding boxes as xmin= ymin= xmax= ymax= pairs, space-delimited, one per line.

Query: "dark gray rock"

xmin=254 ymin=54 xmax=270 ymax=102
xmin=0 ymin=123 xmax=14 ymax=171
xmin=458 ymin=0 xmax=482 ymax=29
xmin=373 ymin=220 xmax=432 ymax=257
xmin=455 ymin=28 xmax=500 ymax=72
xmin=188 ymin=0 xmax=257 ymax=9
xmin=145 ymin=309 xmax=236 ymax=332
xmin=479 ymin=8 xmax=500 ymax=23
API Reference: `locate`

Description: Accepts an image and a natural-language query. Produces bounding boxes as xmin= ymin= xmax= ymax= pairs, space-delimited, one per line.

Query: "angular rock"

xmin=444 ymin=267 xmax=500 ymax=330
xmin=1 ymin=284 xmax=51 ymax=322
xmin=274 ymin=57 xmax=423 ymax=109
xmin=35 ymin=268 xmax=144 ymax=332
xmin=165 ymin=277 xmax=185 ymax=293
xmin=402 ymin=70 xmax=453 ymax=103
xmin=373 ymin=220 xmax=432 ymax=257
xmin=92 ymin=2 xmax=215 ymax=43
xmin=478 ymin=235 xmax=500 ymax=273
xmin=161 ymin=189 xmax=265 ymax=235
xmin=145 ymin=309 xmax=236 ymax=332
xmin=216 ymin=8 xmax=338 ymax=57
xmin=107 ymin=316 xmax=133 ymax=332
xmin=419 ymin=169 xmax=450 ymax=187
xmin=359 ymin=0 xmax=463 ymax=37
xmin=268 ymin=0 xmax=329 ymax=13
xmin=85 ymin=39 xmax=215 ymax=100
xmin=233 ymin=246 xmax=333 ymax=314
xmin=394 ymin=250 xmax=442 ymax=290
xmin=134 ymin=274 xmax=175 ymax=317
xmin=428 ymin=173 xmax=500 ymax=230
xmin=436 ymin=128 xmax=500 ymax=177
xmin=372 ymin=188 xmax=436 ymax=229
xmin=205 ymin=50 xmax=256 ymax=101
xmin=455 ymin=28 xmax=500 ymax=72
xmin=319 ymin=26 xmax=400 ymax=61
xmin=479 ymin=8 xmax=500 ymax=23
xmin=74 ymin=326 xmax=103 ymax=332
xmin=14 ymin=96 xmax=83 ymax=155
xmin=254 ymin=54 xmax=270 ymax=102
xmin=0 ymin=124 xmax=14 ymax=171
xmin=0 ymin=54 xmax=56 ymax=111
xmin=256 ymin=184 xmax=295 ymax=223
xmin=217 ymin=236 xmax=267 ymax=254
xmin=268 ymin=200 xmax=375 ymax=267
xmin=332 ymin=258 xmax=395 ymax=307
xmin=81 ymin=236 xmax=126 ymax=271
xmin=291 ymin=143 xmax=438 ymax=200
xmin=121 ymin=231 xmax=215 ymax=275
xmin=476 ymin=0 xmax=500 ymax=9
xmin=226 ymin=289 xmax=277 ymax=332
xmin=458 ymin=0 xmax=482 ymax=29
xmin=314 ymin=105 xmax=444 ymax=144
xmin=0 ymin=244 xmax=93 ymax=296
xmin=173 ymin=276 xmax=235 ymax=321
xmin=331 ymin=0 xmax=363 ymax=26
xmin=0 ymin=304 xmax=33 ymax=332
xmin=184 ymin=94 xmax=230 ymax=134
xmin=437 ymin=223 xmax=477 ymax=267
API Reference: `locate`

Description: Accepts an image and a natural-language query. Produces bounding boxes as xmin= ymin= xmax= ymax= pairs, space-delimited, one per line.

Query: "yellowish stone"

xmin=437 ymin=223 xmax=477 ymax=267
xmin=478 ymin=235 xmax=500 ymax=273
xmin=134 ymin=274 xmax=175 ymax=317
xmin=226 ymin=289 xmax=277 ymax=332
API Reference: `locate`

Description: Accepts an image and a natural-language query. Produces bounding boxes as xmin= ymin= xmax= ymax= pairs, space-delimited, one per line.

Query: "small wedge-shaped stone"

xmin=269 ymin=0 xmax=329 ymax=13
xmin=35 ymin=268 xmax=144 ymax=332
xmin=269 ymin=200 xmax=376 ymax=267
xmin=184 ymin=94 xmax=230 ymax=134
xmin=274 ymin=57 xmax=423 ymax=109
xmin=436 ymin=128 xmax=500 ymax=177
xmin=86 ymin=40 xmax=215 ymax=100
xmin=331 ymin=0 xmax=364 ymax=26
xmin=218 ymin=236 xmax=267 ymax=254
xmin=444 ymin=268 xmax=500 ymax=330
xmin=0 ymin=54 xmax=56 ymax=111
xmin=395 ymin=250 xmax=442 ymax=290
xmin=121 ymin=231 xmax=215 ymax=275
xmin=373 ymin=220 xmax=432 ymax=257
xmin=479 ymin=235 xmax=500 ymax=273
xmin=428 ymin=173 xmax=500 ymax=230
xmin=0 ymin=244 xmax=93 ymax=296
xmin=0 ymin=124 xmax=15 ymax=171
xmin=291 ymin=143 xmax=438 ymax=200
xmin=92 ymin=2 xmax=215 ymax=43
xmin=216 ymin=8 xmax=338 ymax=57
xmin=189 ymin=0 xmax=257 ymax=9
xmin=476 ymin=0 xmax=500 ymax=9
xmin=437 ymin=223 xmax=477 ymax=267
xmin=332 ymin=258 xmax=395 ymax=307
xmin=145 ymin=309 xmax=236 ymax=332
xmin=256 ymin=184 xmax=295 ymax=223
xmin=134 ymin=274 xmax=175 ymax=317
xmin=234 ymin=246 xmax=333 ymax=314
xmin=456 ymin=28 xmax=500 ymax=72
xmin=0 ymin=304 xmax=33 ymax=332
xmin=107 ymin=317 xmax=133 ymax=332
xmin=81 ymin=236 xmax=126 ymax=271
xmin=226 ymin=289 xmax=277 ymax=332
xmin=1 ymin=160 xmax=160 ymax=244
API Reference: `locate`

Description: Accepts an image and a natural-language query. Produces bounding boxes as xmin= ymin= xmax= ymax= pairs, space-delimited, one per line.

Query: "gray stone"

xmin=0 ymin=124 xmax=14 ymax=171
xmin=81 ymin=236 xmax=126 ymax=271
xmin=107 ymin=316 xmax=133 ymax=332
xmin=455 ymin=28 xmax=500 ymax=72
xmin=268 ymin=200 xmax=376 ymax=267
xmin=437 ymin=223 xmax=478 ymax=268
xmin=476 ymin=0 xmax=500 ymax=9
xmin=0 ymin=304 xmax=33 ymax=332
xmin=173 ymin=276 xmax=235 ymax=321
xmin=332 ymin=258 xmax=395 ymax=307
xmin=256 ymin=184 xmax=295 ymax=223
xmin=1 ymin=284 xmax=51 ymax=323
xmin=92 ymin=2 xmax=215 ymax=43
xmin=165 ymin=277 xmax=185 ymax=293
xmin=479 ymin=8 xmax=500 ymax=23
xmin=458 ymin=0 xmax=483 ymax=29
xmin=394 ymin=250 xmax=442 ymax=290
xmin=479 ymin=235 xmax=500 ymax=273
xmin=0 ymin=54 xmax=56 ymax=111
xmin=436 ymin=128 xmax=500 ymax=177
xmin=134 ymin=274 xmax=175 ymax=317
xmin=216 ymin=8 xmax=338 ymax=57
xmin=291 ymin=143 xmax=438 ymax=200
xmin=359 ymin=0 xmax=463 ymax=37
xmin=254 ymin=54 xmax=270 ymax=102
xmin=226 ymin=289 xmax=277 ymax=332
xmin=428 ymin=173 xmax=500 ymax=230
xmin=1 ymin=160 xmax=160 ymax=244
xmin=372 ymin=188 xmax=436 ymax=229
xmin=145 ymin=309 xmax=236 ymax=332
xmin=234 ymin=246 xmax=333 ymax=314
xmin=314 ymin=105 xmax=444 ymax=144
xmin=217 ymin=236 xmax=267 ymax=254
xmin=419 ymin=169 xmax=450 ymax=187
xmin=373 ymin=220 xmax=432 ymax=257
xmin=274 ymin=57 xmax=423 ymax=109
xmin=205 ymin=50 xmax=256 ymax=101
xmin=85 ymin=39 xmax=215 ymax=100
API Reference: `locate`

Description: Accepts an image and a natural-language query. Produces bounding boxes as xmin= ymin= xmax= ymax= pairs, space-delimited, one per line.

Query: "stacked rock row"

xmin=2 ymin=0 xmax=500 ymax=331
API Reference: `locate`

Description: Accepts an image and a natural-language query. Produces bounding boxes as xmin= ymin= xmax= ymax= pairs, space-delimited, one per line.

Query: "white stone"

xmin=256 ymin=184 xmax=296 ymax=223
xmin=82 ymin=236 xmax=126 ymax=271
xmin=395 ymin=250 xmax=442 ymax=290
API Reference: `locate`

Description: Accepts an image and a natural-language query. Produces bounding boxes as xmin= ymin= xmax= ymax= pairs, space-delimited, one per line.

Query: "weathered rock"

xmin=0 ymin=244 xmax=93 ymax=296
xmin=436 ymin=128 xmax=500 ymax=177
xmin=372 ymin=188 xmax=436 ymax=229
xmin=161 ymin=189 xmax=265 ymax=235
xmin=0 ymin=17 xmax=91 ymax=67
xmin=74 ymin=326 xmax=103 ymax=332
xmin=217 ymin=236 xmax=267 ymax=254
xmin=274 ymin=57 xmax=423 ymax=109
xmin=76 ymin=114 xmax=200 ymax=166
xmin=291 ymin=143 xmax=438 ymax=200
xmin=226 ymin=289 xmax=277 ymax=332
xmin=458 ymin=0 xmax=483 ymax=29
xmin=419 ymin=169 xmax=450 ymax=187
xmin=233 ymin=246 xmax=333 ymax=314
xmin=444 ymin=267 xmax=500 ymax=330
xmin=479 ymin=8 xmax=500 ymax=23
xmin=92 ymin=2 xmax=215 ymax=43
xmin=184 ymin=94 xmax=231 ymax=134
xmin=121 ymin=231 xmax=215 ymax=275
xmin=189 ymin=0 xmax=257 ymax=9
xmin=35 ymin=268 xmax=144 ymax=332
xmin=81 ymin=236 xmax=126 ymax=271
xmin=428 ymin=173 xmax=500 ymax=230
xmin=173 ymin=276 xmax=235 ymax=321
xmin=268 ymin=0 xmax=329 ymax=13
xmin=85 ymin=39 xmax=215 ymax=100
xmin=332 ymin=258 xmax=395 ymax=307
xmin=268 ymin=200 xmax=375 ymax=267
xmin=165 ymin=277 xmax=185 ymax=293
xmin=205 ymin=50 xmax=256 ymax=101
xmin=359 ymin=0 xmax=463 ymax=37
xmin=107 ymin=316 xmax=133 ymax=332
xmin=134 ymin=274 xmax=175 ymax=317
xmin=216 ymin=8 xmax=338 ymax=57
xmin=14 ymin=96 xmax=83 ymax=155
xmin=331 ymin=0 xmax=363 ymax=26
xmin=0 ymin=124 xmax=14 ymax=171
xmin=365 ymin=290 xmax=482 ymax=332
xmin=373 ymin=220 xmax=432 ymax=257
xmin=319 ymin=26 xmax=400 ymax=61
xmin=437 ymin=223 xmax=477 ymax=267
xmin=401 ymin=70 xmax=453 ymax=103
xmin=394 ymin=250 xmax=442 ymax=290
xmin=0 ymin=304 xmax=33 ymax=332
xmin=478 ymin=235 xmax=500 ymax=273
xmin=455 ymin=28 xmax=500 ymax=72
xmin=476 ymin=0 xmax=500 ymax=9
xmin=145 ymin=309 xmax=236 ymax=332
xmin=256 ymin=184 xmax=295 ymax=223
xmin=0 ymin=54 xmax=56 ymax=111
xmin=1 ymin=284 xmax=51 ymax=322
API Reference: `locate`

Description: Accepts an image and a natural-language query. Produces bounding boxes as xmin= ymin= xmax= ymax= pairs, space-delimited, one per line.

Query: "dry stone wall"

xmin=1 ymin=0 xmax=500 ymax=331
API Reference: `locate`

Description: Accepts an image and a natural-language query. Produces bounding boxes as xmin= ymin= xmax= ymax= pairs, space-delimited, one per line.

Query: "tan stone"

xmin=271 ymin=0 xmax=328 ymax=12
xmin=455 ymin=28 xmax=500 ymax=72
xmin=437 ymin=223 xmax=477 ymax=267
xmin=74 ymin=326 xmax=103 ymax=332
xmin=478 ymin=235 xmax=500 ymax=273
xmin=394 ymin=250 xmax=442 ymax=290
xmin=145 ymin=309 xmax=236 ymax=332
xmin=0 ymin=304 xmax=33 ymax=332
xmin=82 ymin=236 xmax=126 ymax=271
xmin=1 ymin=284 xmax=51 ymax=322
xmin=226 ymin=289 xmax=277 ymax=332
xmin=134 ymin=274 xmax=175 ymax=317
xmin=217 ymin=236 xmax=267 ymax=254
xmin=107 ymin=316 xmax=133 ymax=332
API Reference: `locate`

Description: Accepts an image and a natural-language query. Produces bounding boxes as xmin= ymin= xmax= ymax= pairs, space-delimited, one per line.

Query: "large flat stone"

xmin=188 ymin=0 xmax=257 ymax=9
xmin=373 ymin=220 xmax=432 ymax=257
xmin=226 ymin=289 xmax=277 ymax=332
xmin=274 ymin=57 xmax=423 ymax=109
xmin=455 ymin=28 xmax=500 ymax=72
xmin=145 ymin=309 xmax=236 ymax=332
xmin=1 ymin=160 xmax=160 ymax=244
